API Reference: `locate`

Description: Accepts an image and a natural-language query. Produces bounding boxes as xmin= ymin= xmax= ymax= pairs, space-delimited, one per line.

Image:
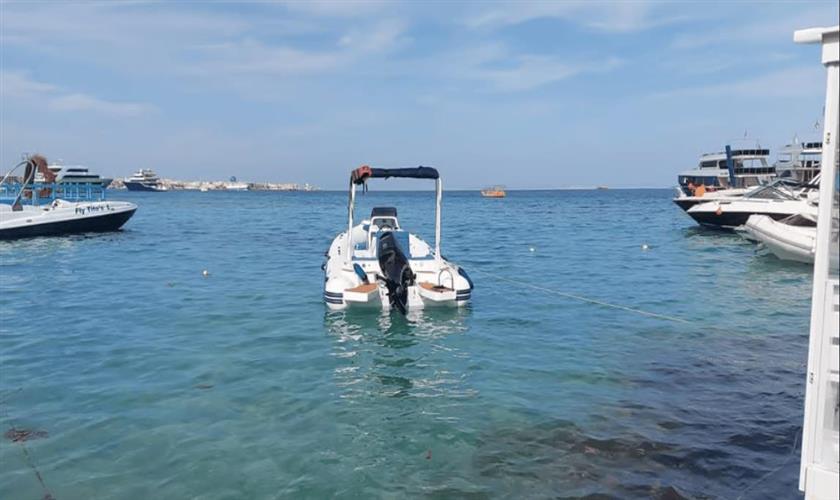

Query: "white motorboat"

xmin=0 ymin=155 xmax=136 ymax=240
xmin=685 ymin=179 xmax=818 ymax=229
xmin=323 ymin=166 xmax=473 ymax=313
xmin=672 ymin=186 xmax=750 ymax=213
xmin=742 ymin=214 xmax=820 ymax=263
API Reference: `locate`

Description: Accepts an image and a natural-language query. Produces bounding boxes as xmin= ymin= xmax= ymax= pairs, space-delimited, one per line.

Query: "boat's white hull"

xmin=743 ymin=214 xmax=840 ymax=268
xmin=672 ymin=187 xmax=748 ymax=212
xmin=323 ymin=224 xmax=472 ymax=311
xmin=687 ymin=198 xmax=816 ymax=229
xmin=0 ymin=200 xmax=137 ymax=240
xmin=744 ymin=215 xmax=815 ymax=263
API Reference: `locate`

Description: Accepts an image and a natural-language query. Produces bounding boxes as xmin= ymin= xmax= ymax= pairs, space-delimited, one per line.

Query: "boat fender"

xmin=353 ymin=263 xmax=369 ymax=284
xmin=457 ymin=267 xmax=474 ymax=290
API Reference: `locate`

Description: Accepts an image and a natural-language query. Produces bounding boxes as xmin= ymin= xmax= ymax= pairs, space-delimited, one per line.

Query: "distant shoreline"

xmin=108 ymin=178 xmax=318 ymax=191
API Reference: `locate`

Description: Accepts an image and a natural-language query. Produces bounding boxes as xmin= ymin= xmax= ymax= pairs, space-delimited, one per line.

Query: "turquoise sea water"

xmin=1 ymin=189 xmax=812 ymax=499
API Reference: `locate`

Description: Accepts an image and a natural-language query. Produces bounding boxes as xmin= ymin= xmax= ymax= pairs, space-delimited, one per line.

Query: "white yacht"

xmin=0 ymin=155 xmax=136 ymax=240
xmin=35 ymin=163 xmax=112 ymax=188
xmin=673 ymin=144 xmax=775 ymax=212
xmin=60 ymin=165 xmax=113 ymax=188
xmin=323 ymin=166 xmax=473 ymax=313
xmin=124 ymin=169 xmax=165 ymax=191
xmin=775 ymin=139 xmax=822 ymax=183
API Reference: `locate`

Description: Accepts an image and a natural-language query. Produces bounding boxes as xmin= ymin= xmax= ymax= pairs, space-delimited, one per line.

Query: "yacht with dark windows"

xmin=124 ymin=168 xmax=165 ymax=191
xmin=35 ymin=163 xmax=112 ymax=188
xmin=672 ymin=144 xmax=775 ymax=212
xmin=775 ymin=138 xmax=822 ymax=184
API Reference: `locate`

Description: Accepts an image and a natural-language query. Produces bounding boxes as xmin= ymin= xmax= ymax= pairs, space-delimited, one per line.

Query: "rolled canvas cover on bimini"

xmin=351 ymin=166 xmax=439 ymax=185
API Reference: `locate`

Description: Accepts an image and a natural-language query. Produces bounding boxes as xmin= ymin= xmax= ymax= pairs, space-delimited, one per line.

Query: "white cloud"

xmin=1 ymin=72 xmax=60 ymax=96
xmin=474 ymin=55 xmax=623 ymax=92
xmin=48 ymin=94 xmax=153 ymax=116
xmin=466 ymin=1 xmax=685 ymax=33
xmin=651 ymin=66 xmax=824 ymax=100
xmin=188 ymin=40 xmax=344 ymax=76
xmin=0 ymin=2 xmax=246 ymax=45
xmin=442 ymin=44 xmax=624 ymax=92
xmin=278 ymin=0 xmax=391 ymax=17
xmin=186 ymin=19 xmax=408 ymax=80
xmin=670 ymin=7 xmax=836 ymax=49
xmin=1 ymin=72 xmax=154 ymax=117
xmin=338 ymin=19 xmax=409 ymax=52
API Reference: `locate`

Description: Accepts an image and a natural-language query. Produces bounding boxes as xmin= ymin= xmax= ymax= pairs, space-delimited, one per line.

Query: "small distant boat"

xmin=481 ymin=186 xmax=506 ymax=198
xmin=596 ymin=185 xmax=609 ymax=190
xmin=323 ymin=165 xmax=473 ymax=313
xmin=225 ymin=176 xmax=249 ymax=191
xmin=124 ymin=169 xmax=165 ymax=192
xmin=1 ymin=155 xmax=136 ymax=240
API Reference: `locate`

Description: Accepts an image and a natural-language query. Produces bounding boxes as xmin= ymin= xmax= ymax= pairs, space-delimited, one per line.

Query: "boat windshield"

xmin=745 ymin=183 xmax=799 ymax=200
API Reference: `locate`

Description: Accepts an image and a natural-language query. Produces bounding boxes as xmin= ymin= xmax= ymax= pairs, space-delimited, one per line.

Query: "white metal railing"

xmin=795 ymin=24 xmax=840 ymax=500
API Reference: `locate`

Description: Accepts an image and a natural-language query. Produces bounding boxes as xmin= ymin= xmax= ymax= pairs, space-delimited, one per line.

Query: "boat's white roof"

xmin=678 ymin=168 xmax=727 ymax=177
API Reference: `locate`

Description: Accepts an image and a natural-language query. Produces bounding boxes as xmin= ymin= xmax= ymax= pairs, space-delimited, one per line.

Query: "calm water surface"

xmin=0 ymin=190 xmax=811 ymax=499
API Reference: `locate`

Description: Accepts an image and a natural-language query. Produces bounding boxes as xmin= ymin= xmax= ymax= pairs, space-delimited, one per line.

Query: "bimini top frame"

xmin=0 ymin=154 xmax=55 ymax=211
xmin=347 ymin=165 xmax=442 ymax=265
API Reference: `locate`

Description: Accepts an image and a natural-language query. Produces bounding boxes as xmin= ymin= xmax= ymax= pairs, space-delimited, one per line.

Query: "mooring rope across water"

xmin=467 ymin=267 xmax=690 ymax=324
xmin=1 ymin=390 xmax=55 ymax=500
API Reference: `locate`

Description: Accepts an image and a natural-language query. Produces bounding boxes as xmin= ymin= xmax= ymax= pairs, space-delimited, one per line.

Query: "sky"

xmin=1 ymin=1 xmax=838 ymax=189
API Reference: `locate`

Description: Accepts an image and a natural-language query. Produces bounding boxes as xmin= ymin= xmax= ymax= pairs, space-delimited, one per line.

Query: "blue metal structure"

xmin=725 ymin=145 xmax=737 ymax=187
xmin=0 ymin=182 xmax=107 ymax=206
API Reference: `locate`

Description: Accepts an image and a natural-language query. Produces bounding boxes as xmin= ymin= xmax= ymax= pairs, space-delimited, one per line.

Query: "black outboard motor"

xmin=377 ymin=231 xmax=415 ymax=314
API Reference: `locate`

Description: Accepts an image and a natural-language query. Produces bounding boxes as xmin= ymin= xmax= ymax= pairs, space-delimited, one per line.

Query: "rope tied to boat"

xmin=0 ymin=389 xmax=55 ymax=500
xmin=467 ymin=267 xmax=690 ymax=324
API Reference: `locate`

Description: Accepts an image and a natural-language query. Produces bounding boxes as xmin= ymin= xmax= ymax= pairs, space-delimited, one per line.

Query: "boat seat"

xmin=370 ymin=208 xmax=399 ymax=231
xmin=354 ymin=230 xmax=434 ymax=261
xmin=419 ymin=282 xmax=453 ymax=293
xmin=371 ymin=207 xmax=397 ymax=218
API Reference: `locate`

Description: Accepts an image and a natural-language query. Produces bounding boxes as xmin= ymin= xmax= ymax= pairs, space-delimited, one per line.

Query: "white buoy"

xmin=529 ymin=246 xmax=536 ymax=252
xmin=641 ymin=244 xmax=650 ymax=251
xmin=202 ymin=270 xmax=210 ymax=277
